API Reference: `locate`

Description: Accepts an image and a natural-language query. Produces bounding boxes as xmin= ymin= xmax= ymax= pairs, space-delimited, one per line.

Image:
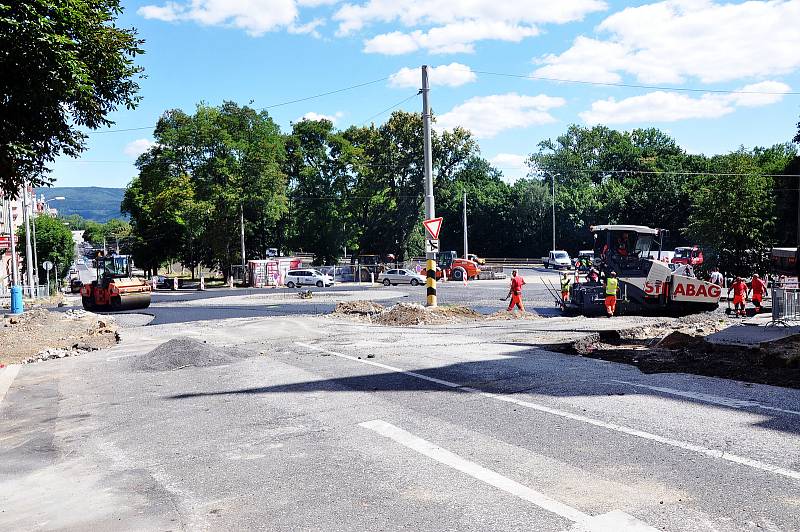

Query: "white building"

xmin=1 ymin=186 xmax=50 ymax=287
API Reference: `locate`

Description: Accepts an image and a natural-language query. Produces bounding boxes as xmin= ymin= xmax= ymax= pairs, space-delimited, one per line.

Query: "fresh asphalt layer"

xmin=1 ymin=312 xmax=798 ymax=531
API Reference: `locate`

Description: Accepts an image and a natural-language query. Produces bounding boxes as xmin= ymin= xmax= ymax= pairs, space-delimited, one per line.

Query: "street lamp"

xmin=549 ymin=173 xmax=561 ymax=252
xmin=32 ymin=196 xmax=65 ymax=286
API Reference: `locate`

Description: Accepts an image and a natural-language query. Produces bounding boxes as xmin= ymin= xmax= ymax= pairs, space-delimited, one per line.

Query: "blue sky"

xmin=53 ymin=0 xmax=800 ymax=188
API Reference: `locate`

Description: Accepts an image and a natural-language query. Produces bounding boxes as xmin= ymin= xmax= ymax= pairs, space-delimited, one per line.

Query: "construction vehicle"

xmin=771 ymin=247 xmax=799 ymax=277
xmin=81 ymin=254 xmax=152 ymax=311
xmin=422 ymin=250 xmax=481 ymax=281
xmin=672 ymin=245 xmax=704 ymax=266
xmin=564 ymin=225 xmax=721 ymax=315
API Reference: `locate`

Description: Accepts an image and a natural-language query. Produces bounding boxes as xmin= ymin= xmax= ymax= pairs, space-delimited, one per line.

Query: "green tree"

xmin=686 ymin=150 xmax=775 ymax=274
xmin=16 ymin=215 xmax=75 ymax=283
xmin=285 ymin=119 xmax=359 ymax=264
xmin=0 ymin=1 xmax=144 ymax=195
xmin=124 ymin=102 xmax=287 ymax=278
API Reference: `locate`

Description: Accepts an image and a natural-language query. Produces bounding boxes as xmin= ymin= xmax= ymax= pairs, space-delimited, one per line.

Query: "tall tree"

xmin=686 ymin=149 xmax=776 ymax=274
xmin=0 ymin=1 xmax=144 ymax=195
xmin=16 ymin=215 xmax=75 ymax=280
xmin=285 ymin=119 xmax=359 ymax=264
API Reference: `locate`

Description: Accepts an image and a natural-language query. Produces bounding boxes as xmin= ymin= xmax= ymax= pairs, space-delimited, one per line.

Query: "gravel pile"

xmin=374 ymin=303 xmax=481 ymax=326
xmin=486 ymin=310 xmax=541 ymax=320
xmin=133 ymin=338 xmax=244 ymax=371
xmin=333 ymin=300 xmax=385 ymax=315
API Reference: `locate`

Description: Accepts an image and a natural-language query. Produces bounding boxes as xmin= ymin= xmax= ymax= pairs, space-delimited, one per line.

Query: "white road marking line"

xmin=609 ymin=380 xmax=800 ymax=417
xmin=360 ymin=419 xmax=657 ymax=532
xmin=296 ymin=341 xmax=800 ymax=481
xmin=0 ymin=365 xmax=21 ymax=406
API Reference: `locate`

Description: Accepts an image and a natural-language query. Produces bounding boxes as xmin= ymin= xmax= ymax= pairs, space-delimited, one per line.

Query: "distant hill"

xmin=35 ymin=187 xmax=126 ymax=222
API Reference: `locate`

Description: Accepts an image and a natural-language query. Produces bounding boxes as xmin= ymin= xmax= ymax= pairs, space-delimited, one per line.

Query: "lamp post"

xmin=549 ymin=173 xmax=561 ymax=252
xmin=32 ymin=196 xmax=65 ymax=286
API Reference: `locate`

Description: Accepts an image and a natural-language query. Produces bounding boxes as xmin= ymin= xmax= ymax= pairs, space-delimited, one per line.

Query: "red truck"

xmin=672 ymin=246 xmax=703 ymax=266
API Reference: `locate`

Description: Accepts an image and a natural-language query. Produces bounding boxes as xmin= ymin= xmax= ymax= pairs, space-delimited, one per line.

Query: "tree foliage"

xmin=123 ymin=102 xmax=287 ymax=276
xmin=16 ymin=215 xmax=75 ymax=279
xmin=0 ymin=1 xmax=144 ymax=195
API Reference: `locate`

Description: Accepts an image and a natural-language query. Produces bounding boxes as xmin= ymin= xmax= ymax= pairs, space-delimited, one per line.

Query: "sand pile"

xmin=374 ymin=303 xmax=481 ymax=326
xmin=133 ymin=338 xmax=244 ymax=371
xmin=333 ymin=300 xmax=385 ymax=315
xmin=486 ymin=310 xmax=541 ymax=321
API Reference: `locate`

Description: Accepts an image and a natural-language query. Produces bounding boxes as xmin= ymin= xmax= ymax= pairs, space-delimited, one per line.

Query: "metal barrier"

xmin=0 ymin=285 xmax=50 ymax=299
xmin=771 ymin=287 xmax=800 ymax=325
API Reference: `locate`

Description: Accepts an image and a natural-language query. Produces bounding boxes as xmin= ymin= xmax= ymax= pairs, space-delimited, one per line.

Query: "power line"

xmin=471 ymin=69 xmax=800 ymax=96
xmin=360 ymin=92 xmax=419 ymax=125
xmin=87 ymin=76 xmax=391 ymax=134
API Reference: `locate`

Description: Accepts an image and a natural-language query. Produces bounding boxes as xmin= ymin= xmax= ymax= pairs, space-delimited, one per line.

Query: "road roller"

xmin=81 ymin=254 xmax=152 ymax=311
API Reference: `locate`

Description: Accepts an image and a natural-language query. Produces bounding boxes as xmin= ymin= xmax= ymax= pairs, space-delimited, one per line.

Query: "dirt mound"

xmin=374 ymin=303 xmax=481 ymax=326
xmin=133 ymin=338 xmax=244 ymax=371
xmin=333 ymin=300 xmax=385 ymax=315
xmin=1 ymin=309 xmax=118 ymax=365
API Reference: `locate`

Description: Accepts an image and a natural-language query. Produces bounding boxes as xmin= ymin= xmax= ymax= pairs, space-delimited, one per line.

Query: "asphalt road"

xmin=95 ymin=267 xmax=565 ymax=325
xmin=1 ymin=314 xmax=798 ymax=530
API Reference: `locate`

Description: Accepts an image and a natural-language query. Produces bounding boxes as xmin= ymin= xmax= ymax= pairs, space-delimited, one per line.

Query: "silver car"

xmin=377 ymin=268 xmax=426 ymax=286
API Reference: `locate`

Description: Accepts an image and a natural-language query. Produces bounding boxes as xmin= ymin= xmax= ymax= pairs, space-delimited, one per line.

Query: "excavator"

xmin=81 ymin=254 xmax=152 ymax=311
xmin=564 ymin=225 xmax=721 ymax=316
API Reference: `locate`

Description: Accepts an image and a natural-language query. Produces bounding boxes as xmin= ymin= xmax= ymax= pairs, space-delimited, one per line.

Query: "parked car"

xmin=377 ymin=268 xmax=426 ymax=286
xmin=285 ymin=269 xmax=334 ymax=288
xmin=542 ymin=250 xmax=572 ymax=270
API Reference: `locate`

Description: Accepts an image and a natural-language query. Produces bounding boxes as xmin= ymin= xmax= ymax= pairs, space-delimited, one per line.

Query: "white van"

xmin=285 ymin=269 xmax=334 ymax=288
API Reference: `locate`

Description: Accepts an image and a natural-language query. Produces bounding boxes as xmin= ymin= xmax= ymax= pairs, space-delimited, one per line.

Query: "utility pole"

xmin=551 ymin=174 xmax=556 ymax=252
xmin=462 ymin=191 xmax=468 ymax=259
xmin=421 ymin=65 xmax=436 ymax=307
xmin=240 ymin=203 xmax=246 ymax=269
xmin=21 ymin=184 xmax=35 ymax=296
xmin=4 ymin=197 xmax=19 ymax=285
xmin=32 ymin=214 xmax=38 ymax=286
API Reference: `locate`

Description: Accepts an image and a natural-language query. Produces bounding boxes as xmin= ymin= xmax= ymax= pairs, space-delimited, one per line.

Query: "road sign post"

xmin=42 ymin=261 xmax=53 ymax=295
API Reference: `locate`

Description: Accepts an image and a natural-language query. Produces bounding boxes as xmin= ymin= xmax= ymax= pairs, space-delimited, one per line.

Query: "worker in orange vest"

xmin=750 ymin=274 xmax=767 ymax=313
xmin=504 ymin=270 xmax=526 ymax=313
xmin=728 ymin=276 xmax=748 ymax=317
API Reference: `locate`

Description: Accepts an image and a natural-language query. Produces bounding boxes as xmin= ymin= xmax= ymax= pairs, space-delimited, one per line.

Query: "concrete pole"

xmin=4 ymin=197 xmax=19 ymax=285
xmin=21 ymin=184 xmax=35 ymax=296
xmin=240 ymin=203 xmax=246 ymax=267
xmin=32 ymin=214 xmax=38 ymax=286
xmin=462 ymin=191 xmax=468 ymax=259
xmin=422 ymin=65 xmax=436 ymax=307
xmin=552 ymin=174 xmax=556 ymax=252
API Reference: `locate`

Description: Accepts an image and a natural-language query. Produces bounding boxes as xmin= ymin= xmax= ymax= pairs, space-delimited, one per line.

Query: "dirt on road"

xmin=1 ymin=309 xmax=119 ymax=365
xmin=332 ymin=301 xmax=533 ymax=325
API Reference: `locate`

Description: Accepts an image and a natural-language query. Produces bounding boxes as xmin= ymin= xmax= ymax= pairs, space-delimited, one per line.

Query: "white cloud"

xmin=124 ymin=139 xmax=155 ymax=158
xmin=389 ymin=63 xmax=476 ymax=89
xmin=334 ymin=0 xmax=608 ymax=34
xmin=364 ymin=21 xmax=539 ymax=54
xmin=534 ymin=0 xmax=800 ymax=84
xmin=579 ymin=81 xmax=791 ymax=125
xmin=490 ymin=153 xmax=530 ymax=183
xmin=436 ymin=93 xmax=566 ymax=139
xmin=337 ymin=0 xmax=607 ymax=54
xmin=298 ymin=111 xmax=344 ymax=123
xmin=138 ymin=0 xmax=324 ymax=37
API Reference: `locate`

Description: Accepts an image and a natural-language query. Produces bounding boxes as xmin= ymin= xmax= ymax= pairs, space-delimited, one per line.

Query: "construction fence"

xmin=771 ymin=287 xmax=800 ymax=324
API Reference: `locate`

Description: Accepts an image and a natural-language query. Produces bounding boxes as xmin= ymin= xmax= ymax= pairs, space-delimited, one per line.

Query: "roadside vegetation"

xmin=123 ymin=103 xmax=800 ymax=276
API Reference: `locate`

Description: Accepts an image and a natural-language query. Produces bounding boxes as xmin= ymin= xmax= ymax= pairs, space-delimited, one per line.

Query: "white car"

xmin=284 ymin=269 xmax=334 ymax=288
xmin=377 ymin=268 xmax=426 ymax=286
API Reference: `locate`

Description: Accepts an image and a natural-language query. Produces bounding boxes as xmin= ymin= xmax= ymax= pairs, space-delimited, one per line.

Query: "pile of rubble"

xmin=332 ymin=300 xmax=484 ymax=326
xmin=551 ymin=314 xmax=799 ymax=388
xmin=1 ymin=309 xmax=119 ymax=365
